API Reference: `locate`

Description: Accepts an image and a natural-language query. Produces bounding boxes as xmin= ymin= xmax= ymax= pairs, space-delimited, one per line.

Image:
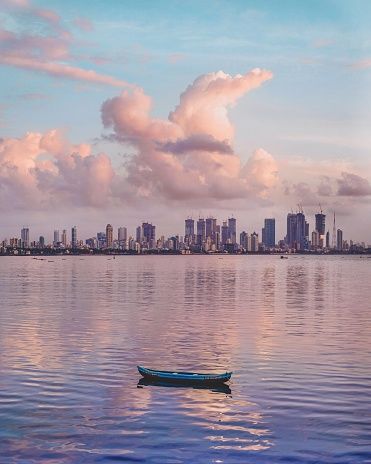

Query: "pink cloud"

xmin=0 ymin=56 xmax=131 ymax=88
xmin=0 ymin=130 xmax=114 ymax=209
xmin=101 ymin=69 xmax=277 ymax=202
xmin=169 ymin=68 xmax=273 ymax=141
xmin=351 ymin=58 xmax=371 ymax=70
xmin=0 ymin=2 xmax=130 ymax=88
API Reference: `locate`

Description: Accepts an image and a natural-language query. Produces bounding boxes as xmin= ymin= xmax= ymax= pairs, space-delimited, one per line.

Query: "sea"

xmin=0 ymin=255 xmax=370 ymax=463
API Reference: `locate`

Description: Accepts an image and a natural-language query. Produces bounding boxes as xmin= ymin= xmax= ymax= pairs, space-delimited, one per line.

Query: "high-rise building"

xmin=118 ymin=227 xmax=127 ymax=248
xmin=315 ymin=212 xmax=326 ymax=248
xmin=250 ymin=232 xmax=259 ymax=252
xmin=262 ymin=218 xmax=275 ymax=248
xmin=315 ymin=213 xmax=326 ymax=236
xmin=196 ymin=218 xmax=205 ymax=245
xmin=337 ymin=229 xmax=343 ymax=251
xmin=97 ymin=232 xmax=106 ymax=249
xmin=106 ymin=224 xmax=113 ymax=248
xmin=53 ymin=230 xmax=59 ymax=246
xmin=136 ymin=226 xmax=142 ymax=243
xmin=221 ymin=221 xmax=229 ymax=245
xmin=184 ymin=218 xmax=194 ymax=244
xmin=325 ymin=231 xmax=330 ymax=248
xmin=312 ymin=230 xmax=319 ymax=248
xmin=228 ymin=217 xmax=236 ymax=244
xmin=39 ymin=236 xmax=45 ymax=248
xmin=286 ymin=212 xmax=307 ymax=250
xmin=71 ymin=226 xmax=77 ymax=248
xmin=205 ymin=217 xmax=217 ymax=241
xmin=286 ymin=213 xmax=297 ymax=248
xmin=296 ymin=212 xmax=306 ymax=250
xmin=240 ymin=231 xmax=248 ymax=250
xmin=61 ymin=229 xmax=67 ymax=247
xmin=21 ymin=228 xmax=29 ymax=248
xmin=142 ymin=222 xmax=155 ymax=243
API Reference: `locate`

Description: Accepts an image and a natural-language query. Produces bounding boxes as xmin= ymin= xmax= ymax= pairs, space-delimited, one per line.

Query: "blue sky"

xmin=0 ymin=0 xmax=371 ymax=241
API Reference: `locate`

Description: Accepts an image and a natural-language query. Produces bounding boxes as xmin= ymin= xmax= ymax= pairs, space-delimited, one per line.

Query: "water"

xmin=0 ymin=255 xmax=370 ymax=463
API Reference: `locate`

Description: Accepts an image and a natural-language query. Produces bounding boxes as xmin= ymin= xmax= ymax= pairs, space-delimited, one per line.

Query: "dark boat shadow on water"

xmin=137 ymin=378 xmax=232 ymax=395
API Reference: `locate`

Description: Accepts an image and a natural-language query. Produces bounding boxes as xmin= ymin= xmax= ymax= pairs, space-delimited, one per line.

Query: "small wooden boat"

xmin=137 ymin=365 xmax=232 ymax=384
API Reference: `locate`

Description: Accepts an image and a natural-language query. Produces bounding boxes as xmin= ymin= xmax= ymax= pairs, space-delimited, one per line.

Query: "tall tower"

xmin=196 ymin=218 xmax=205 ymax=246
xmin=106 ymin=224 xmax=113 ymax=248
xmin=71 ymin=226 xmax=77 ymax=248
xmin=332 ymin=212 xmax=336 ymax=249
xmin=21 ymin=228 xmax=30 ymax=248
xmin=184 ymin=218 xmax=194 ymax=244
xmin=228 ymin=217 xmax=236 ymax=244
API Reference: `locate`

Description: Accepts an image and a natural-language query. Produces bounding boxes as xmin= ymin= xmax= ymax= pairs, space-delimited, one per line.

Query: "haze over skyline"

xmin=1 ymin=0 xmax=371 ymax=241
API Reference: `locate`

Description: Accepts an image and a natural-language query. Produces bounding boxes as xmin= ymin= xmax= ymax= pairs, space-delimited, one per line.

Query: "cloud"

xmin=0 ymin=1 xmax=130 ymax=88
xmin=160 ymin=134 xmax=233 ymax=155
xmin=169 ymin=68 xmax=273 ymax=141
xmin=101 ymin=68 xmax=277 ymax=203
xmin=350 ymin=58 xmax=371 ymax=70
xmin=0 ymin=130 xmax=114 ymax=209
xmin=0 ymin=56 xmax=131 ymax=88
xmin=337 ymin=172 xmax=371 ymax=196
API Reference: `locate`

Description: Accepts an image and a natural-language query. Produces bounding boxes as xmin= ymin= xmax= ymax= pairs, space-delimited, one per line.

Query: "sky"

xmin=1 ymin=0 xmax=371 ymax=243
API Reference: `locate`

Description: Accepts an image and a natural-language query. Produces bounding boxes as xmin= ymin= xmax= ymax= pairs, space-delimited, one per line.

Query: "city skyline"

xmin=3 ymin=208 xmax=368 ymax=253
xmin=1 ymin=1 xmax=371 ymax=241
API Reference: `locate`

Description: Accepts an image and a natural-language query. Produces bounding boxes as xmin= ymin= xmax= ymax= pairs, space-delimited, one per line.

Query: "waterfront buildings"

xmin=71 ymin=226 xmax=77 ymax=248
xmin=184 ymin=218 xmax=195 ymax=246
xmin=1 ymin=211 xmax=368 ymax=255
xmin=61 ymin=230 xmax=67 ymax=247
xmin=118 ymin=227 xmax=127 ymax=249
xmin=106 ymin=224 xmax=113 ymax=249
xmin=262 ymin=218 xmax=275 ymax=248
xmin=337 ymin=229 xmax=343 ymax=251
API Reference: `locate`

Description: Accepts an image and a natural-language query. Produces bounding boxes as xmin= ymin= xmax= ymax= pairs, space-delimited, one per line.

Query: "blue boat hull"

xmin=137 ymin=366 xmax=232 ymax=384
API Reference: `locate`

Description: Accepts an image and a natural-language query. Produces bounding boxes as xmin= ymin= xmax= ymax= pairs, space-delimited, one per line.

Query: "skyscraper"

xmin=337 ymin=229 xmax=343 ymax=251
xmin=106 ymin=224 xmax=113 ymax=248
xmin=286 ymin=213 xmax=297 ymax=248
xmin=61 ymin=229 xmax=67 ymax=247
xmin=221 ymin=221 xmax=229 ymax=245
xmin=118 ymin=227 xmax=127 ymax=248
xmin=71 ymin=226 xmax=77 ymax=248
xmin=142 ymin=222 xmax=155 ymax=243
xmin=21 ymin=228 xmax=29 ymax=248
xmin=184 ymin=218 xmax=194 ymax=244
xmin=315 ymin=213 xmax=326 ymax=236
xmin=53 ymin=230 xmax=59 ymax=246
xmin=205 ymin=217 xmax=217 ymax=241
xmin=39 ymin=236 xmax=45 ymax=248
xmin=97 ymin=232 xmax=106 ymax=249
xmin=286 ymin=211 xmax=307 ymax=250
xmin=240 ymin=231 xmax=248 ymax=250
xmin=228 ymin=217 xmax=236 ymax=244
xmin=315 ymin=212 xmax=326 ymax=248
xmin=196 ymin=218 xmax=205 ymax=245
xmin=262 ymin=218 xmax=275 ymax=248
xmin=250 ymin=232 xmax=259 ymax=252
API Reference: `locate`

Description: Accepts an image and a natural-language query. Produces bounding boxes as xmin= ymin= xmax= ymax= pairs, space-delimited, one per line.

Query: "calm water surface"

xmin=0 ymin=255 xmax=370 ymax=463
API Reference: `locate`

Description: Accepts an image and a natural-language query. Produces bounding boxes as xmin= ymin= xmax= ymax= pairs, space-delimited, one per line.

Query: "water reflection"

xmin=0 ymin=256 xmax=370 ymax=463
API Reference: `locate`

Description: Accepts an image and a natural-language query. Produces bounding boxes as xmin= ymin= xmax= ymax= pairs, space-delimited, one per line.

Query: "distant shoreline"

xmin=1 ymin=251 xmax=370 ymax=257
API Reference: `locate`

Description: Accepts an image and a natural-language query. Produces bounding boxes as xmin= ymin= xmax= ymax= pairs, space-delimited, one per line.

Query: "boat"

xmin=137 ymin=365 xmax=232 ymax=384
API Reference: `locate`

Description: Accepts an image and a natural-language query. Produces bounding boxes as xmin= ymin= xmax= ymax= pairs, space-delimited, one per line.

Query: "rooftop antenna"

xmin=318 ymin=203 xmax=323 ymax=214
